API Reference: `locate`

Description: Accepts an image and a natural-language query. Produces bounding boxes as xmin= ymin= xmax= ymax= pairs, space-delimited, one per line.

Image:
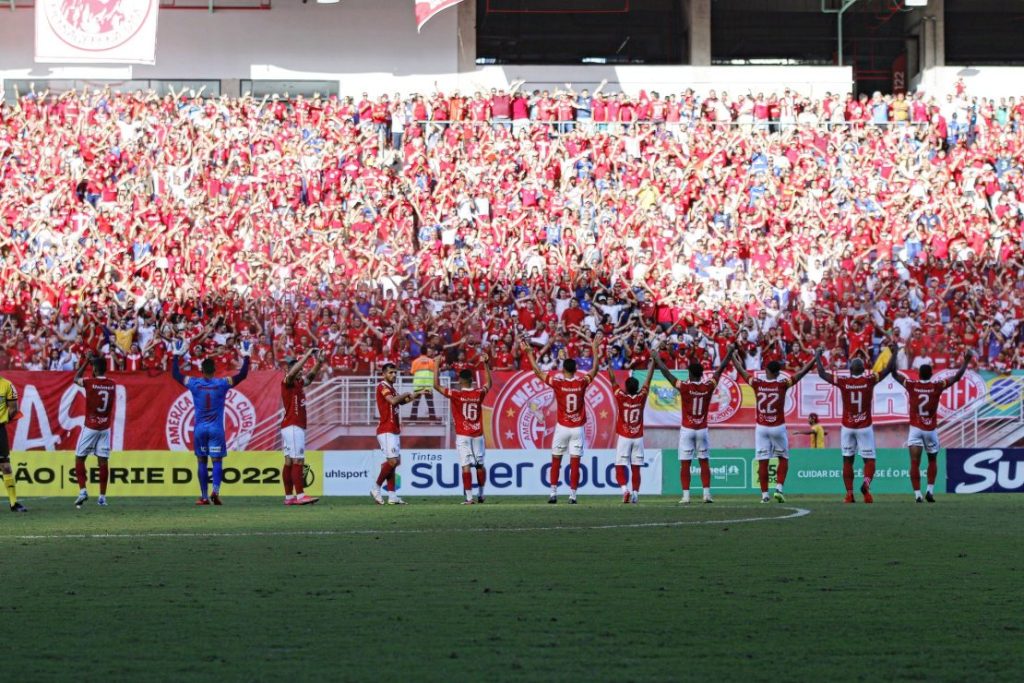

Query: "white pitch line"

xmin=3 ymin=507 xmax=811 ymax=541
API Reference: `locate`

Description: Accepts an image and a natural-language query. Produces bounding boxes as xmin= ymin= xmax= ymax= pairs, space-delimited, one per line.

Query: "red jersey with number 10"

xmin=281 ymin=379 xmax=307 ymax=429
xmin=905 ymin=378 xmax=951 ymax=431
xmin=836 ymin=373 xmax=878 ymax=429
xmin=83 ymin=377 xmax=116 ymax=430
xmin=613 ymin=386 xmax=648 ymax=438
xmin=676 ymin=379 xmax=717 ymax=430
xmin=751 ymin=377 xmax=790 ymax=426
xmin=376 ymin=381 xmax=401 ymax=435
xmin=545 ymin=372 xmax=592 ymax=428
xmin=446 ymin=387 xmax=486 ymax=437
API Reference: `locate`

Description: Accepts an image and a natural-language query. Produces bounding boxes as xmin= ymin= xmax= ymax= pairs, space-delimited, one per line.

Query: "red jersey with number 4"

xmin=546 ymin=372 xmax=592 ymax=428
xmin=446 ymin=387 xmax=486 ymax=437
xmin=905 ymin=378 xmax=951 ymax=431
xmin=281 ymin=379 xmax=307 ymax=429
xmin=675 ymin=379 xmax=716 ymax=430
xmin=751 ymin=377 xmax=790 ymax=426
xmin=83 ymin=377 xmax=116 ymax=430
xmin=376 ymin=381 xmax=401 ymax=435
xmin=836 ymin=373 xmax=878 ymax=428
xmin=613 ymin=386 xmax=648 ymax=439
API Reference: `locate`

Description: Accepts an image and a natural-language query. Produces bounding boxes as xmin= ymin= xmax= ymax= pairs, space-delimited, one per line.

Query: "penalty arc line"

xmin=4 ymin=507 xmax=812 ymax=541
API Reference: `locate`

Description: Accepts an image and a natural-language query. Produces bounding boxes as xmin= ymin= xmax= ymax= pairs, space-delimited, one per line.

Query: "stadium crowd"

xmin=1 ymin=82 xmax=1023 ymax=377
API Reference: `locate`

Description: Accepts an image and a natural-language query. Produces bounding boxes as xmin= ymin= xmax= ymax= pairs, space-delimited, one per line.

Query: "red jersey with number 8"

xmin=546 ymin=372 xmax=592 ymax=428
xmin=904 ymin=378 xmax=950 ymax=431
xmin=447 ymin=387 xmax=486 ymax=437
xmin=281 ymin=379 xmax=307 ymax=429
xmin=836 ymin=373 xmax=878 ymax=428
xmin=376 ymin=382 xmax=401 ymax=435
xmin=751 ymin=377 xmax=790 ymax=426
xmin=676 ymin=379 xmax=717 ymax=430
xmin=83 ymin=377 xmax=116 ymax=430
xmin=613 ymin=387 xmax=648 ymax=438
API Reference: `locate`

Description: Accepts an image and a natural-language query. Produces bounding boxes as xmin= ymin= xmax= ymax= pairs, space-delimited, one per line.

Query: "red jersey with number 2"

xmin=836 ymin=373 xmax=878 ymax=429
xmin=447 ymin=387 xmax=486 ymax=437
xmin=546 ymin=372 xmax=592 ymax=428
xmin=676 ymin=379 xmax=716 ymax=430
xmin=376 ymin=382 xmax=401 ymax=435
xmin=281 ymin=379 xmax=307 ymax=429
xmin=751 ymin=377 xmax=790 ymax=426
xmin=83 ymin=377 xmax=116 ymax=430
xmin=904 ymin=378 xmax=950 ymax=431
xmin=613 ymin=386 xmax=648 ymax=439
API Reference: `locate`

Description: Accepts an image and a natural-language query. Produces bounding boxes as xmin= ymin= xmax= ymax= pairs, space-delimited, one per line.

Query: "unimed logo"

xmin=949 ymin=449 xmax=1024 ymax=494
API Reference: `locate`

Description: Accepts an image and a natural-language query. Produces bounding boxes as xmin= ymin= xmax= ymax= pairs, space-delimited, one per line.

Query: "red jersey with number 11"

xmin=546 ymin=372 xmax=592 ymax=428
xmin=83 ymin=377 xmax=116 ymax=430
xmin=613 ymin=386 xmax=649 ymax=439
xmin=446 ymin=387 xmax=486 ymax=437
xmin=675 ymin=379 xmax=717 ymax=430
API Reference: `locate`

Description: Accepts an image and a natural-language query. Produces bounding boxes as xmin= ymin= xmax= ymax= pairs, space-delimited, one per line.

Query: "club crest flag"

xmin=415 ymin=0 xmax=464 ymax=32
xmin=35 ymin=0 xmax=160 ymax=64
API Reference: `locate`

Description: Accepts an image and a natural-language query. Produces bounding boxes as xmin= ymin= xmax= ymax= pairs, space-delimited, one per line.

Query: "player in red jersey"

xmin=434 ymin=354 xmax=493 ymax=504
xmin=370 ymin=363 xmax=430 ymax=505
xmin=654 ymin=347 xmax=732 ymax=504
xmin=731 ymin=354 xmax=815 ymax=504
xmin=520 ymin=333 xmax=602 ymax=504
xmin=607 ymin=358 xmax=655 ymax=504
xmin=890 ymin=347 xmax=972 ymax=502
xmin=72 ymin=354 xmax=117 ymax=508
xmin=280 ymin=348 xmax=327 ymax=506
xmin=815 ymin=347 xmax=894 ymax=503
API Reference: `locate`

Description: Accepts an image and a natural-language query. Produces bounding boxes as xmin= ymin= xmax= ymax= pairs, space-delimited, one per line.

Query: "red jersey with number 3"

xmin=281 ymin=379 xmax=307 ymax=429
xmin=751 ymin=377 xmax=790 ymax=426
xmin=546 ymin=372 xmax=592 ymax=428
xmin=447 ymin=387 xmax=486 ymax=437
xmin=376 ymin=381 xmax=401 ymax=435
xmin=676 ymin=379 xmax=716 ymax=430
xmin=83 ymin=377 xmax=116 ymax=430
xmin=904 ymin=378 xmax=950 ymax=431
xmin=613 ymin=386 xmax=648 ymax=438
xmin=836 ymin=373 xmax=878 ymax=428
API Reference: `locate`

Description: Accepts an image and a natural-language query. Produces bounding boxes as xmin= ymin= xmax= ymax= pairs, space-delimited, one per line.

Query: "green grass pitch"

xmin=1 ymin=495 xmax=1021 ymax=682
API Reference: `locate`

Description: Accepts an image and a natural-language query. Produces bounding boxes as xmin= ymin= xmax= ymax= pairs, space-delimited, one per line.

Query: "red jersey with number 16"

xmin=675 ymin=379 xmax=717 ymax=430
xmin=83 ymin=377 xmax=116 ymax=430
xmin=751 ymin=377 xmax=790 ymax=427
xmin=613 ymin=386 xmax=649 ymax=439
xmin=836 ymin=373 xmax=878 ymax=429
xmin=545 ymin=372 xmax=592 ymax=428
xmin=376 ymin=381 xmax=401 ymax=435
xmin=446 ymin=387 xmax=486 ymax=437
xmin=281 ymin=379 xmax=307 ymax=429
xmin=905 ymin=378 xmax=952 ymax=431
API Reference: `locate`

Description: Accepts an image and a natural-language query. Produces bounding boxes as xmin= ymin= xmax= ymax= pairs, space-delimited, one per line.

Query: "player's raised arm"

xmin=876 ymin=344 xmax=895 ymax=382
xmin=888 ymin=343 xmax=905 ymax=386
xmin=945 ymin=348 xmax=974 ymax=387
xmin=586 ymin=332 xmax=604 ymax=381
xmin=519 ymin=339 xmax=546 ymax=382
xmin=730 ymin=347 xmax=751 ymax=383
xmin=651 ymin=345 xmax=677 ymax=386
xmin=711 ymin=345 xmax=732 ymax=384
xmin=814 ymin=348 xmax=835 ymax=385
xmin=480 ymin=353 xmax=493 ymax=394
xmin=788 ymin=356 xmax=817 ymax=387
xmin=228 ymin=340 xmax=252 ymax=387
xmin=640 ymin=357 xmax=656 ymax=392
xmin=72 ymin=355 xmax=90 ymax=387
xmin=285 ymin=348 xmax=314 ymax=387
xmin=432 ymin=356 xmax=450 ymax=398
xmin=306 ymin=347 xmax=328 ymax=385
xmin=170 ymin=340 xmax=190 ymax=387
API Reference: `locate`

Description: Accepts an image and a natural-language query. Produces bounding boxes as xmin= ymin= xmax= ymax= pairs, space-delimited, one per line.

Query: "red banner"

xmin=4 ymin=371 xmax=282 ymax=452
xmin=415 ymin=0 xmax=465 ymax=32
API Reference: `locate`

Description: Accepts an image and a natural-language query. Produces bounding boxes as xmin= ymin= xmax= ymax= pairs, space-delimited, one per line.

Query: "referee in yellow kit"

xmin=0 ymin=375 xmax=26 ymax=512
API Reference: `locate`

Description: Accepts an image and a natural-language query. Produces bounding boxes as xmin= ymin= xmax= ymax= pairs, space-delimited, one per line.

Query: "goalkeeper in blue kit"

xmin=171 ymin=338 xmax=251 ymax=505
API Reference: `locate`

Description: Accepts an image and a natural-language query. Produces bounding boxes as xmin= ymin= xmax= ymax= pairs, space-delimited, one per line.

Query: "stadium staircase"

xmin=935 ymin=381 xmax=1024 ymax=449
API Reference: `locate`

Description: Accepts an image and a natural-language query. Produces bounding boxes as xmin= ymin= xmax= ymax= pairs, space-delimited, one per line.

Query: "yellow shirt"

xmin=809 ymin=424 xmax=825 ymax=448
xmin=410 ymin=356 xmax=435 ymax=388
xmin=0 ymin=377 xmax=18 ymax=423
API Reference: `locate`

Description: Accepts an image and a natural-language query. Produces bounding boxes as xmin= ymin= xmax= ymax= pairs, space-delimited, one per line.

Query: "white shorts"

xmin=76 ymin=427 xmax=111 ymax=458
xmin=552 ymin=424 xmax=585 ymax=457
xmin=615 ymin=436 xmax=645 ymax=465
xmin=282 ymin=425 xmax=306 ymax=460
xmin=755 ymin=425 xmax=789 ymax=461
xmin=678 ymin=427 xmax=710 ymax=461
xmin=906 ymin=426 xmax=940 ymax=454
xmin=377 ymin=432 xmax=401 ymax=460
xmin=456 ymin=435 xmax=486 ymax=467
xmin=840 ymin=426 xmax=876 ymax=459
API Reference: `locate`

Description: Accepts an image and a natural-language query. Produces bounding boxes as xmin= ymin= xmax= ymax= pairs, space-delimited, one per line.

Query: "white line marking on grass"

xmin=3 ymin=507 xmax=811 ymax=541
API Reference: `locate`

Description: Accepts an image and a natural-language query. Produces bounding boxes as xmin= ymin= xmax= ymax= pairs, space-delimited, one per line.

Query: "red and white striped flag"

xmin=415 ymin=0 xmax=465 ymax=33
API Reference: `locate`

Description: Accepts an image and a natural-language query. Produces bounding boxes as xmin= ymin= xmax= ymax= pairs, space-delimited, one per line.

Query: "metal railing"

xmin=935 ymin=380 xmax=1024 ymax=449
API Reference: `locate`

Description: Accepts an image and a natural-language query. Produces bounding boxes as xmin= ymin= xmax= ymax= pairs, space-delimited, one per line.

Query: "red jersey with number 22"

xmin=281 ymin=379 xmax=307 ymax=429
xmin=546 ymin=372 xmax=592 ymax=428
xmin=751 ymin=377 xmax=790 ymax=426
xmin=446 ymin=387 xmax=486 ymax=437
xmin=836 ymin=373 xmax=878 ymax=428
xmin=613 ymin=386 xmax=648 ymax=439
xmin=676 ymin=379 xmax=716 ymax=430
xmin=376 ymin=382 xmax=401 ymax=435
xmin=904 ymin=378 xmax=951 ymax=431
xmin=83 ymin=377 xmax=116 ymax=430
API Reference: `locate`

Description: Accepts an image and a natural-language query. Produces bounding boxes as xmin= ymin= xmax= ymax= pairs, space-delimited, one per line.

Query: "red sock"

xmin=910 ymin=455 xmax=921 ymax=492
xmin=550 ymin=457 xmax=561 ymax=487
xmin=292 ymin=463 xmax=305 ymax=495
xmin=680 ymin=462 xmax=692 ymax=491
xmin=927 ymin=457 xmax=937 ymax=486
xmin=699 ymin=458 xmax=711 ymax=488
xmin=283 ymin=464 xmax=294 ymax=495
xmin=615 ymin=465 xmax=628 ymax=487
xmin=98 ymin=459 xmax=109 ymax=495
xmin=569 ymin=457 xmax=580 ymax=490
xmin=777 ymin=457 xmax=789 ymax=486
xmin=376 ymin=461 xmax=394 ymax=487
xmin=863 ymin=459 xmax=876 ymax=487
xmin=842 ymin=458 xmax=854 ymax=493
xmin=462 ymin=470 xmax=473 ymax=493
xmin=386 ymin=468 xmax=397 ymax=493
xmin=74 ymin=458 xmax=87 ymax=489
xmin=630 ymin=464 xmax=641 ymax=492
xmin=758 ymin=460 xmax=770 ymax=493
xmin=476 ymin=467 xmax=486 ymax=487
